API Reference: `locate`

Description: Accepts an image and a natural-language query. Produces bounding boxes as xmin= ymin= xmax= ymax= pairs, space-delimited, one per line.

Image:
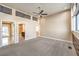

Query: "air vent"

xmin=33 ymin=17 xmax=38 ymax=21
xmin=68 ymin=46 xmax=72 ymax=49
xmin=16 ymin=11 xmax=30 ymax=19
xmin=0 ymin=5 xmax=12 ymax=15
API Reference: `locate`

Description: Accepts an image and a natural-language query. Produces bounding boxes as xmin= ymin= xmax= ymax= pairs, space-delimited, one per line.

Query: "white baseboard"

xmin=40 ymin=36 xmax=73 ymax=44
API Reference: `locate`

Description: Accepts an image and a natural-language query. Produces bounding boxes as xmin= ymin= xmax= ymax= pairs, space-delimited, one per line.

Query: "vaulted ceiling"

xmin=2 ymin=3 xmax=72 ymax=17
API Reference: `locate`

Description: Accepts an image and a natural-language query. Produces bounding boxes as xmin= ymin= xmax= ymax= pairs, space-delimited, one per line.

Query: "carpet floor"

xmin=0 ymin=37 xmax=77 ymax=56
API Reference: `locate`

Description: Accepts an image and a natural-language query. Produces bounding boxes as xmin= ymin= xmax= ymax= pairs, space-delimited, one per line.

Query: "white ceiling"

xmin=2 ymin=3 xmax=72 ymax=17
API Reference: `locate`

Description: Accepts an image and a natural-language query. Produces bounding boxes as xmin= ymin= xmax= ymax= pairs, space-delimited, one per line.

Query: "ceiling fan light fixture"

xmin=33 ymin=7 xmax=48 ymax=18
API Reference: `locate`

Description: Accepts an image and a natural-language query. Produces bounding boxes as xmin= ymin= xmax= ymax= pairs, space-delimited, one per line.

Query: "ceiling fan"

xmin=33 ymin=7 xmax=48 ymax=17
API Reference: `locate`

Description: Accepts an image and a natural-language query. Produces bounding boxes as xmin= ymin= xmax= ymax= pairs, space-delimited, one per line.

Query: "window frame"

xmin=75 ymin=3 xmax=79 ymax=31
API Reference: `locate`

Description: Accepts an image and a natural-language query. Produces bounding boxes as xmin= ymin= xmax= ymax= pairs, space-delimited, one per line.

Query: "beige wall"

xmin=0 ymin=4 xmax=38 ymax=47
xmin=40 ymin=10 xmax=72 ymax=42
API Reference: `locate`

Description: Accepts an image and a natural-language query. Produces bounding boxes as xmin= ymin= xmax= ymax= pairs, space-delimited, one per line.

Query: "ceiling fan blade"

xmin=39 ymin=10 xmax=44 ymax=14
xmin=41 ymin=13 xmax=48 ymax=15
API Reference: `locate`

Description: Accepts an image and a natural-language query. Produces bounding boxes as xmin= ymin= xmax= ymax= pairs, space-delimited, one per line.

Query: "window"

xmin=74 ymin=3 xmax=79 ymax=31
xmin=72 ymin=3 xmax=79 ymax=31
xmin=2 ymin=25 xmax=9 ymax=46
xmin=16 ymin=11 xmax=30 ymax=19
xmin=0 ymin=5 xmax=12 ymax=15
xmin=33 ymin=17 xmax=38 ymax=21
xmin=75 ymin=12 xmax=79 ymax=31
xmin=71 ymin=3 xmax=77 ymax=31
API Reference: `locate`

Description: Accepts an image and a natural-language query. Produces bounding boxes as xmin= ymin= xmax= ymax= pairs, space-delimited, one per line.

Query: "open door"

xmin=18 ymin=24 xmax=25 ymax=42
xmin=2 ymin=22 xmax=13 ymax=46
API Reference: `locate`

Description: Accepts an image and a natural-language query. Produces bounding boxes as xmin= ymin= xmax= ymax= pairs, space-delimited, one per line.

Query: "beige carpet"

xmin=0 ymin=37 xmax=77 ymax=56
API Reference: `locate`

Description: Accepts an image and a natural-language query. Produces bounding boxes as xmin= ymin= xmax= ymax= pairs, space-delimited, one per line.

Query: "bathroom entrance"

xmin=18 ymin=24 xmax=25 ymax=42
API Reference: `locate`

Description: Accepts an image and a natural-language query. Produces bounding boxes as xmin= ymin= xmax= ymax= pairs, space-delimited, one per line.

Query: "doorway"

xmin=18 ymin=24 xmax=25 ymax=42
xmin=2 ymin=22 xmax=13 ymax=46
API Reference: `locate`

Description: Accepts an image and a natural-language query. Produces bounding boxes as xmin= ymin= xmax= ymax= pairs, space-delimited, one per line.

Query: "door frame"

xmin=18 ymin=22 xmax=26 ymax=42
xmin=1 ymin=20 xmax=15 ymax=46
xmin=2 ymin=22 xmax=12 ymax=44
